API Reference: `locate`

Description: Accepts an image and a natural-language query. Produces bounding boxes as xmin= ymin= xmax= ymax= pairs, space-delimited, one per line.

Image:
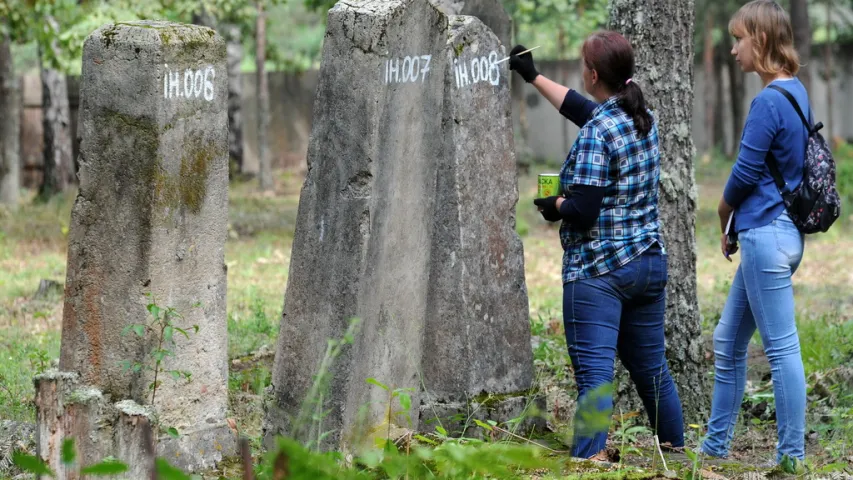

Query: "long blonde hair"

xmin=729 ymin=0 xmax=800 ymax=77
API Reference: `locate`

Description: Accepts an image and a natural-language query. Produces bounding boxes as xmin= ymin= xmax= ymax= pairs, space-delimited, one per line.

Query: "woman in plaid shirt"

xmin=510 ymin=32 xmax=684 ymax=459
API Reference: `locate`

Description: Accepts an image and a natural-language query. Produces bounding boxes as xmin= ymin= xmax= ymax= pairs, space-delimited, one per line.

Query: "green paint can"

xmin=537 ymin=173 xmax=560 ymax=198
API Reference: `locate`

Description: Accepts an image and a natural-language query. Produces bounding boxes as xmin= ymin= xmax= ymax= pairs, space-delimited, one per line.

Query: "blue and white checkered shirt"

xmin=558 ymin=96 xmax=664 ymax=284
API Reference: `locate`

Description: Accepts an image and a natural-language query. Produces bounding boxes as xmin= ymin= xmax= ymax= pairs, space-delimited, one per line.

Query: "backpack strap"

xmin=767 ymin=84 xmax=812 ymax=133
xmin=764 ymin=84 xmax=811 ymax=194
xmin=765 ymin=151 xmax=788 ymax=193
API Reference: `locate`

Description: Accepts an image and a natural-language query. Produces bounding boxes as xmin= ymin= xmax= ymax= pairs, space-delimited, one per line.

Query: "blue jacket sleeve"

xmin=723 ymin=95 xmax=780 ymax=207
xmin=559 ymin=89 xmax=598 ymax=128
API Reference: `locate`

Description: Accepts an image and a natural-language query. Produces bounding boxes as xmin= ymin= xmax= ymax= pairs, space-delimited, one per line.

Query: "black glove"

xmin=534 ymin=196 xmax=562 ymax=222
xmin=509 ymin=44 xmax=540 ymax=83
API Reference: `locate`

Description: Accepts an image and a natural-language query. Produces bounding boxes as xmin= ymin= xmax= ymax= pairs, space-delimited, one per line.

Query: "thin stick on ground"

xmin=653 ymin=434 xmax=669 ymax=472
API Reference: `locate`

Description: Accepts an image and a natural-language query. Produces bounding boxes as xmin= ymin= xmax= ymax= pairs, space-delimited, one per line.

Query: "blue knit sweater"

xmin=723 ymin=78 xmax=810 ymax=232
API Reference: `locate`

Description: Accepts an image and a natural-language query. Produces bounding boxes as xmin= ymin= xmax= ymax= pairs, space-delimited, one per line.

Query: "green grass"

xmin=0 ymin=329 xmax=60 ymax=421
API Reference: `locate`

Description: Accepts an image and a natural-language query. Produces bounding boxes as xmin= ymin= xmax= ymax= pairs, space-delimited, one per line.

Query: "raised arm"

xmin=510 ymin=45 xmax=598 ymax=127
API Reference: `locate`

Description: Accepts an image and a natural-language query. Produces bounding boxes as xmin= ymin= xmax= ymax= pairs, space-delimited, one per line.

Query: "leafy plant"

xmin=290 ymin=317 xmax=361 ymax=451
xmin=28 ymin=346 xmax=50 ymax=374
xmin=364 ymin=377 xmax=415 ymax=449
xmin=229 ymin=363 xmax=272 ymax=394
xmin=120 ymin=295 xmax=199 ymax=405
xmin=611 ymin=418 xmax=651 ymax=456
xmin=12 ymin=438 xmax=129 ymax=478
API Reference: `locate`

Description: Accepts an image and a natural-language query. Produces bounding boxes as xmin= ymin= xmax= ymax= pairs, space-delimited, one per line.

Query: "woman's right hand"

xmin=720 ymin=234 xmax=738 ymax=261
xmin=509 ymin=45 xmax=540 ymax=83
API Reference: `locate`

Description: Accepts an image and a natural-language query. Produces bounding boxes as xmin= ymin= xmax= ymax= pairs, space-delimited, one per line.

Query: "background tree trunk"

xmin=703 ymin=13 xmax=716 ymax=154
xmin=225 ymin=23 xmax=244 ymax=178
xmin=790 ymin=0 xmax=812 ymax=96
xmin=713 ymin=40 xmax=726 ymax=154
xmin=192 ymin=7 xmax=244 ymax=179
xmin=825 ymin=0 xmax=834 ymax=143
xmin=38 ymin=38 xmax=73 ymax=199
xmin=256 ymin=1 xmax=273 ymax=191
xmin=191 ymin=5 xmax=216 ymax=29
xmin=724 ymin=32 xmax=744 ymax=158
xmin=609 ymin=0 xmax=709 ymax=422
xmin=0 ymin=28 xmax=20 ymax=208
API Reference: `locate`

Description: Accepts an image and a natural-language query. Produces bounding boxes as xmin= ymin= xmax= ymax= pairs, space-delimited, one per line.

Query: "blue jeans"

xmin=564 ymin=244 xmax=684 ymax=458
xmin=702 ymin=212 xmax=806 ymax=462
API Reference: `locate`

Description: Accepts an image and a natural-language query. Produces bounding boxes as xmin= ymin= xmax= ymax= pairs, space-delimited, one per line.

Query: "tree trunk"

xmin=790 ymin=0 xmax=811 ymax=96
xmin=609 ymin=0 xmax=709 ymax=422
xmin=703 ymin=13 xmax=716 ymax=154
xmin=256 ymin=1 xmax=273 ymax=191
xmin=191 ymin=5 xmax=217 ymax=29
xmin=0 ymin=29 xmax=20 ymax=208
xmin=825 ymin=0 xmax=834 ymax=143
xmin=713 ymin=38 xmax=726 ymax=153
xmin=38 ymin=42 xmax=74 ymax=199
xmin=192 ymin=8 xmax=244 ymax=179
xmin=724 ymin=33 xmax=744 ymax=158
xmin=225 ymin=23 xmax=244 ymax=177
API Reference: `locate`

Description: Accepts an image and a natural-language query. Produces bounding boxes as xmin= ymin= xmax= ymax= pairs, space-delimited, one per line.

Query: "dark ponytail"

xmin=581 ymin=31 xmax=654 ymax=137
xmin=619 ymin=80 xmax=653 ymax=136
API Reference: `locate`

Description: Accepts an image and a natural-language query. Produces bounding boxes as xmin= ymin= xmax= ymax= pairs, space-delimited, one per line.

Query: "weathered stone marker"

xmin=430 ymin=0 xmax=512 ymax=49
xmin=421 ymin=14 xmax=534 ymax=431
xmin=37 ymin=21 xmax=233 ymax=475
xmin=264 ymin=0 xmax=536 ymax=451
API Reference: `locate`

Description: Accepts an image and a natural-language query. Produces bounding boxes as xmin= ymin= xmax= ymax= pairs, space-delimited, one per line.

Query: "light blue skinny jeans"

xmin=702 ymin=211 xmax=806 ymax=462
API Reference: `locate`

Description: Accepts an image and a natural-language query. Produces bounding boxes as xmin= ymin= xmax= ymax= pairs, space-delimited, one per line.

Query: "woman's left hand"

xmin=533 ymin=196 xmax=563 ymax=222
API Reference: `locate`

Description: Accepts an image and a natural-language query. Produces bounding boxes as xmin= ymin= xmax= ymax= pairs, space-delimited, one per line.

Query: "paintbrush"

xmin=494 ymin=46 xmax=541 ymax=65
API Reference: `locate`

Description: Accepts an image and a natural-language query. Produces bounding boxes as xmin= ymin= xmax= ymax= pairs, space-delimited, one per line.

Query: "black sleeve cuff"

xmin=559 ymin=90 xmax=599 ymax=128
xmin=559 ymin=184 xmax=606 ymax=229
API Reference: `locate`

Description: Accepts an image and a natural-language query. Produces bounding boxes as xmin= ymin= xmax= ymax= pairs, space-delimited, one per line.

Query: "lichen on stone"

xmin=114 ymin=399 xmax=155 ymax=418
xmin=33 ymin=369 xmax=79 ymax=382
xmin=68 ymin=387 xmax=105 ymax=405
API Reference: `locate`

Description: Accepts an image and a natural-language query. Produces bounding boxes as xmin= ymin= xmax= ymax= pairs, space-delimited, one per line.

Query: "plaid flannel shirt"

xmin=558 ymin=96 xmax=664 ymax=284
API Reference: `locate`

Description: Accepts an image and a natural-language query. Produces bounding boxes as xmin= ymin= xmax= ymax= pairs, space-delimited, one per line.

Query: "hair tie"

xmin=625 ymin=78 xmax=633 ymax=85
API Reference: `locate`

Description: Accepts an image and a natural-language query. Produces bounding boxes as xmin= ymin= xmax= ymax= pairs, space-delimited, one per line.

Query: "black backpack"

xmin=766 ymin=85 xmax=841 ymax=234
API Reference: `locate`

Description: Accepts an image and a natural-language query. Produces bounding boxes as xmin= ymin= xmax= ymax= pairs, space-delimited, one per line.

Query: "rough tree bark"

xmin=0 ymin=28 xmax=20 ymax=208
xmin=38 ymin=34 xmax=74 ymax=198
xmin=790 ymin=0 xmax=812 ymax=96
xmin=610 ymin=0 xmax=709 ymax=422
xmin=256 ymin=1 xmax=272 ymax=191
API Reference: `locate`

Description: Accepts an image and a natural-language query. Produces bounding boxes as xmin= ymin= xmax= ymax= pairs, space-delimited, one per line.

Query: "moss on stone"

xmin=178 ymin=138 xmax=215 ymax=215
xmin=151 ymin=137 xmax=223 ymax=217
xmin=101 ymin=24 xmax=120 ymax=49
xmin=471 ymin=388 xmax=537 ymax=408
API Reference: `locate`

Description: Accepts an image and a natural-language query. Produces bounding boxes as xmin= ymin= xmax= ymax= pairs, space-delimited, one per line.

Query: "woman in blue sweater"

xmin=702 ymin=0 xmax=809 ymax=466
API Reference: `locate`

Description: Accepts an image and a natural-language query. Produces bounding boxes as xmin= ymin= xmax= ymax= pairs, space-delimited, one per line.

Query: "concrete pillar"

xmin=264 ymin=0 xmax=537 ymax=452
xmin=39 ymin=21 xmax=233 ymax=475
